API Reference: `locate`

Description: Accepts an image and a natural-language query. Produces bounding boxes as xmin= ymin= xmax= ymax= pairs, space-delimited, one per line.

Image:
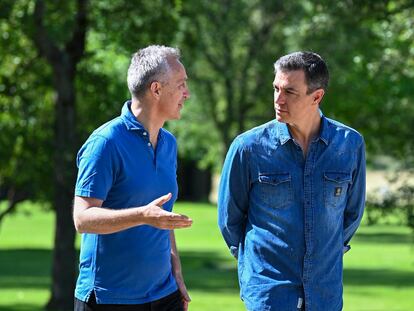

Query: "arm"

xmin=217 ymin=137 xmax=250 ymax=258
xmin=343 ymin=138 xmax=366 ymax=246
xmin=73 ymin=193 xmax=192 ymax=234
xmin=73 ymin=136 xmax=192 ymax=234
xmin=170 ymin=230 xmax=190 ymax=310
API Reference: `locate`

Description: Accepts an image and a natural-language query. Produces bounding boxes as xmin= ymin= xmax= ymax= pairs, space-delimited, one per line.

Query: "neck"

xmin=288 ymin=112 xmax=321 ymax=156
xmin=130 ymin=98 xmax=164 ymax=146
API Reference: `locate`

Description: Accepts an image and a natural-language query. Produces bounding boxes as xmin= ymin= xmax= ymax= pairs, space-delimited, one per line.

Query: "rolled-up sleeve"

xmin=343 ymin=137 xmax=366 ymax=246
xmin=218 ymin=136 xmax=250 ymax=258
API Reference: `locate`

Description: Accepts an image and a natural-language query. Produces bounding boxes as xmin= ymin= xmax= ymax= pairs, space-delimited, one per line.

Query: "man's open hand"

xmin=142 ymin=193 xmax=193 ymax=229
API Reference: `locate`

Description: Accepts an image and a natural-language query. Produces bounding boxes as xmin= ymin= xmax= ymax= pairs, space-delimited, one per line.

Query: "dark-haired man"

xmin=218 ymin=51 xmax=366 ymax=311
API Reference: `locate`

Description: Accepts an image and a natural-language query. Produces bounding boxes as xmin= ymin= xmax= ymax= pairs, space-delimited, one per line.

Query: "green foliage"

xmin=365 ymin=170 xmax=414 ymax=231
xmin=169 ymin=0 xmax=414 ymax=170
xmin=0 ymin=1 xmax=55 ymax=202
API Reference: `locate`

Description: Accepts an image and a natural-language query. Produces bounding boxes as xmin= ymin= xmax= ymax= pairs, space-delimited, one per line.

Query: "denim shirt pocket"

xmin=258 ymin=172 xmax=292 ymax=208
xmin=324 ymin=171 xmax=352 ymax=208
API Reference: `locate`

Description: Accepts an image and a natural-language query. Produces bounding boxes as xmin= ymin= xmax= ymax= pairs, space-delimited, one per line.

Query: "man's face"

xmin=158 ymin=59 xmax=190 ymax=120
xmin=273 ymin=70 xmax=317 ymax=125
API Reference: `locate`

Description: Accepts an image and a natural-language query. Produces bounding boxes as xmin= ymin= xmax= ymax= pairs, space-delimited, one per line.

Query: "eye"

xmin=274 ymin=86 xmax=279 ymax=92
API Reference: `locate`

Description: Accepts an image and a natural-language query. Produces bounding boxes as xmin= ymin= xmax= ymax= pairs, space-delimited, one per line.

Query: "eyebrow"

xmin=273 ymin=84 xmax=299 ymax=93
xmin=177 ymin=77 xmax=188 ymax=83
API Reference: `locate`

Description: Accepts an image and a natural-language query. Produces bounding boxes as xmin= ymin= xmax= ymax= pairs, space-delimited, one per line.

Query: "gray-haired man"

xmin=73 ymin=45 xmax=192 ymax=311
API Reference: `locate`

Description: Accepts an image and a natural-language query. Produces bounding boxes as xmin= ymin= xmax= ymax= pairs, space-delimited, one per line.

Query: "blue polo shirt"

xmin=74 ymin=101 xmax=178 ymax=304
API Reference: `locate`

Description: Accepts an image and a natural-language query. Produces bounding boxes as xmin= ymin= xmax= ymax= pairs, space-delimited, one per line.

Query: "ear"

xmin=149 ymin=81 xmax=162 ymax=99
xmin=312 ymin=89 xmax=325 ymax=106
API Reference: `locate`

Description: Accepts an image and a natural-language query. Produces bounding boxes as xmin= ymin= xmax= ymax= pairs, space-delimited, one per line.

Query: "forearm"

xmin=170 ymin=230 xmax=183 ymax=276
xmin=74 ymin=205 xmax=148 ymax=234
xmin=343 ymin=139 xmax=366 ymax=244
xmin=73 ymin=194 xmax=192 ymax=234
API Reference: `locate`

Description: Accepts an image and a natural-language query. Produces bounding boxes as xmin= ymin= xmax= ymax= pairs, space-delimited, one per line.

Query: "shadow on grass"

xmin=177 ymin=250 xmax=239 ymax=293
xmin=0 ymin=249 xmax=51 ymax=289
xmin=344 ymin=268 xmax=414 ymax=288
xmin=0 ymin=248 xmax=239 ymax=293
xmin=353 ymin=232 xmax=413 ymax=245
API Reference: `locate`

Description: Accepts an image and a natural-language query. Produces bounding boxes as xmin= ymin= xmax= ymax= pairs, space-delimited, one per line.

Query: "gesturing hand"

xmin=142 ymin=193 xmax=193 ymax=230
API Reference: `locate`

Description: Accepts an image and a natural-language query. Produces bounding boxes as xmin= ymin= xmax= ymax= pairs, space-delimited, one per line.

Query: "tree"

xmin=173 ymin=0 xmax=305 ymax=167
xmin=26 ymin=0 xmax=88 ymax=308
xmin=171 ymin=0 xmax=414 ymax=172
xmin=1 ymin=0 xmax=181 ymax=309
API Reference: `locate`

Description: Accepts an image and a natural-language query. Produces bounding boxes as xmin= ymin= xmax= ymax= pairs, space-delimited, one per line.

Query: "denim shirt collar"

xmin=121 ymin=100 xmax=146 ymax=132
xmin=277 ymin=111 xmax=330 ymax=146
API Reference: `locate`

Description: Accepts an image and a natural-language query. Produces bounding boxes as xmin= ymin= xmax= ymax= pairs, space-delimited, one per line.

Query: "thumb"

xmin=151 ymin=193 xmax=172 ymax=207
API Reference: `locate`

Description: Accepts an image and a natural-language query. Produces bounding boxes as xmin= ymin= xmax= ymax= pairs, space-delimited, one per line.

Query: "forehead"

xmin=167 ymin=59 xmax=187 ymax=79
xmin=273 ymin=70 xmax=306 ymax=88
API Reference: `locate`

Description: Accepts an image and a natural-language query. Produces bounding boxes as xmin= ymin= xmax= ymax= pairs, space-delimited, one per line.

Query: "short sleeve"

xmin=75 ymin=135 xmax=116 ymax=200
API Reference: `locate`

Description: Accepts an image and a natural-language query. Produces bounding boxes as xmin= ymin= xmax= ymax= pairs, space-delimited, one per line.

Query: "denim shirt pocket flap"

xmin=324 ymin=172 xmax=351 ymax=183
xmin=258 ymin=172 xmax=291 ymax=186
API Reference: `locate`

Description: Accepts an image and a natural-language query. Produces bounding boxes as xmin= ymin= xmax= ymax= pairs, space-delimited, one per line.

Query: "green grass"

xmin=0 ymin=202 xmax=413 ymax=310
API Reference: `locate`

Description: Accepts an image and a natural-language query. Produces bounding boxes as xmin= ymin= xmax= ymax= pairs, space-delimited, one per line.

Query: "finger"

xmin=159 ymin=222 xmax=192 ymax=230
xmin=182 ymin=291 xmax=191 ymax=302
xmin=151 ymin=193 xmax=172 ymax=207
xmin=166 ymin=217 xmax=193 ymax=227
xmin=167 ymin=213 xmax=192 ymax=221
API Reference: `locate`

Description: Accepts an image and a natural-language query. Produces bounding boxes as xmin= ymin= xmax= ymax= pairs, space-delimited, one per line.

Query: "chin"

xmin=276 ymin=115 xmax=284 ymax=122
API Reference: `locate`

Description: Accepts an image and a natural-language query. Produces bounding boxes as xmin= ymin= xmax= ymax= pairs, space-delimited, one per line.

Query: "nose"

xmin=274 ymin=89 xmax=285 ymax=105
xmin=183 ymin=87 xmax=190 ymax=100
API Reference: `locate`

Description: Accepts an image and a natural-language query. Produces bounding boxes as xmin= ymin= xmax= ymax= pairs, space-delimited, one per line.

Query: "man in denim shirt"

xmin=218 ymin=52 xmax=365 ymax=311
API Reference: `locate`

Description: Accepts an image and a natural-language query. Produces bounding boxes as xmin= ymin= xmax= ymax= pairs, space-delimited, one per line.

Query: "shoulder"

xmin=78 ymin=117 xmax=124 ymax=158
xmin=160 ymin=127 xmax=177 ymax=143
xmin=233 ymin=120 xmax=277 ymax=149
xmin=324 ymin=117 xmax=364 ymax=146
xmin=160 ymin=128 xmax=177 ymax=151
xmin=92 ymin=116 xmax=126 ymax=141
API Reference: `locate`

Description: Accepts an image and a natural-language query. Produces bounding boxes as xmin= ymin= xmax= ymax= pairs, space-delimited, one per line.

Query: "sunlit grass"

xmin=0 ymin=202 xmax=413 ymax=311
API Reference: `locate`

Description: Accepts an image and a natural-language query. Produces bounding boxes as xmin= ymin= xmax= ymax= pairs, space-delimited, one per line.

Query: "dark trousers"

xmin=74 ymin=290 xmax=183 ymax=311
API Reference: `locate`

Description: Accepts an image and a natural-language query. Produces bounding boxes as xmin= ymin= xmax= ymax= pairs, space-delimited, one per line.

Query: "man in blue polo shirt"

xmin=218 ymin=52 xmax=366 ymax=310
xmin=73 ymin=45 xmax=192 ymax=311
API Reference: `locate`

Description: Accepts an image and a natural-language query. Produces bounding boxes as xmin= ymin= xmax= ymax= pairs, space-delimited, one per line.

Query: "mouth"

xmin=275 ymin=108 xmax=288 ymax=114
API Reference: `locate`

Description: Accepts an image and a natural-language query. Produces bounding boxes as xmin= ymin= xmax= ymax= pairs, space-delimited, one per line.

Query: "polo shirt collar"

xmin=121 ymin=100 xmax=146 ymax=132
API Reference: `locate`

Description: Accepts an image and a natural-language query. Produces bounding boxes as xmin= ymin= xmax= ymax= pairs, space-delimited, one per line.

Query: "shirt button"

xmin=143 ymin=132 xmax=147 ymax=136
xmin=147 ymin=142 xmax=151 ymax=147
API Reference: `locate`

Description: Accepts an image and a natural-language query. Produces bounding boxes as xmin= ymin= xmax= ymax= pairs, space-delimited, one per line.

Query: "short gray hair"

xmin=127 ymin=45 xmax=181 ymax=98
xmin=274 ymin=51 xmax=329 ymax=94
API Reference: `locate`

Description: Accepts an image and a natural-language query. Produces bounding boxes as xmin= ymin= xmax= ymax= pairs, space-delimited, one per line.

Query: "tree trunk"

xmin=29 ymin=1 xmax=88 ymax=309
xmin=46 ymin=63 xmax=77 ymax=311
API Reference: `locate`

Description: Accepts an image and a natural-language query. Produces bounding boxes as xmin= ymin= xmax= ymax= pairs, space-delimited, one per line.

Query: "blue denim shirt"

xmin=218 ymin=115 xmax=366 ymax=311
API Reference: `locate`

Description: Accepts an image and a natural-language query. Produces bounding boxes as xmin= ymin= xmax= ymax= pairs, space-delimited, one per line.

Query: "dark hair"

xmin=274 ymin=51 xmax=329 ymax=94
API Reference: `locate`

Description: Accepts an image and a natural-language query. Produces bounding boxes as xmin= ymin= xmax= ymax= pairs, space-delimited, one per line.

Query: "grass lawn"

xmin=0 ymin=201 xmax=413 ymax=310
